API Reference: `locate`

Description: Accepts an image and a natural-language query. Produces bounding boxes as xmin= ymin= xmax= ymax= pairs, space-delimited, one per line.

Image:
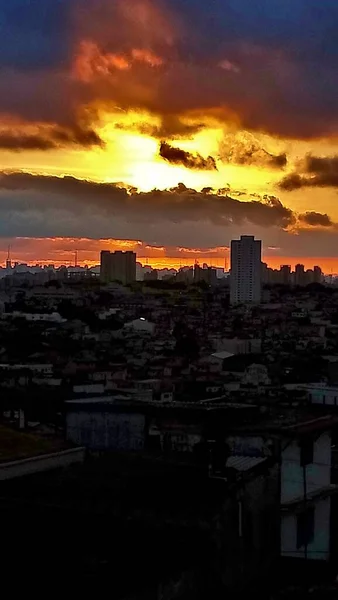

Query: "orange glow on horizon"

xmin=1 ymin=236 xmax=338 ymax=274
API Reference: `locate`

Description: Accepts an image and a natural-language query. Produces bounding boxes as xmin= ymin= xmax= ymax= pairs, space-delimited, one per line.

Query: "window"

xmin=300 ymin=438 xmax=314 ymax=466
xmin=297 ymin=507 xmax=314 ymax=549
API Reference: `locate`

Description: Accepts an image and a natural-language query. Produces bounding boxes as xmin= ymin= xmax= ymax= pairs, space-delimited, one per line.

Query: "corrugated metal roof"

xmin=226 ymin=455 xmax=267 ymax=471
xmin=211 ymin=351 xmax=235 ymax=360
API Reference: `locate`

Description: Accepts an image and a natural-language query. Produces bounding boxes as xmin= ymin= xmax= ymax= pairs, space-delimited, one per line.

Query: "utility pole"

xmin=6 ymin=244 xmax=12 ymax=269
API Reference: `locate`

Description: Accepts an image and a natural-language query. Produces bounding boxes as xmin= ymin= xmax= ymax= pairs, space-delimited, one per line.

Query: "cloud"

xmin=279 ymin=154 xmax=338 ymax=190
xmin=2 ymin=0 xmax=338 ymax=141
xmin=218 ymin=59 xmax=241 ymax=74
xmin=0 ymin=126 xmax=103 ymax=152
xmin=0 ymin=172 xmax=296 ymax=230
xmin=219 ymin=131 xmax=287 ymax=169
xmin=0 ymin=172 xmax=331 ymax=243
xmin=298 ymin=212 xmax=333 ymax=227
xmin=159 ymin=141 xmax=217 ymax=170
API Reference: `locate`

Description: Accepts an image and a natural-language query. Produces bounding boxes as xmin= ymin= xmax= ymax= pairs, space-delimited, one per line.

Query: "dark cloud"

xmin=0 ymin=127 xmax=103 ymax=152
xmin=0 ymin=134 xmax=56 ymax=152
xmin=1 ymin=172 xmax=333 ymax=234
xmin=279 ymin=173 xmax=304 ymax=191
xmin=220 ymin=133 xmax=287 ymax=169
xmin=306 ymin=155 xmax=338 ymax=175
xmin=0 ymin=172 xmax=295 ymax=229
xmin=2 ymin=0 xmax=338 ymax=140
xmin=270 ymin=153 xmax=288 ymax=168
xmin=299 ymin=212 xmax=333 ymax=227
xmin=279 ymin=154 xmax=338 ymax=190
xmin=51 ymin=126 xmax=104 ymax=148
xmin=116 ymin=115 xmax=204 ymax=139
xmin=159 ymin=141 xmax=217 ymax=171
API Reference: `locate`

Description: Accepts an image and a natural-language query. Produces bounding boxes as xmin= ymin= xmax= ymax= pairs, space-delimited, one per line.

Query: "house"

xmin=65 ymin=397 xmax=146 ymax=451
xmin=123 ymin=318 xmax=155 ymax=334
xmin=3 ymin=311 xmax=66 ymax=323
xmin=225 ymin=413 xmax=338 ymax=563
xmin=287 ymin=384 xmax=338 ymax=407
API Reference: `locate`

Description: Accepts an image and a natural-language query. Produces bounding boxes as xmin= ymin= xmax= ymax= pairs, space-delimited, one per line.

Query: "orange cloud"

xmin=131 ymin=48 xmax=164 ymax=67
xmin=73 ymin=41 xmax=130 ymax=82
xmin=73 ymin=40 xmax=164 ymax=83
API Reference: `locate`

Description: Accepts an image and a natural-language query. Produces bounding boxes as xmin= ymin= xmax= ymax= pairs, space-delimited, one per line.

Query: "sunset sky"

xmin=2 ymin=0 xmax=338 ymax=271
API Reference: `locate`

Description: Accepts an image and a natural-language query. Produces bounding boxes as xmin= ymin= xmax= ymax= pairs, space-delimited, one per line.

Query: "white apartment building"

xmin=230 ymin=236 xmax=262 ymax=304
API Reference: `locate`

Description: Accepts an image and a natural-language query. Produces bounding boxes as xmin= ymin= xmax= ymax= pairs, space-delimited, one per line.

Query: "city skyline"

xmin=1 ymin=2 xmax=338 ymax=263
xmin=0 ymin=235 xmax=334 ymax=275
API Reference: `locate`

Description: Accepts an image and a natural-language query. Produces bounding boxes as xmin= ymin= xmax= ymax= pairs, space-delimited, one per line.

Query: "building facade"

xmin=100 ymin=250 xmax=136 ymax=285
xmin=230 ymin=235 xmax=262 ymax=304
xmin=225 ymin=415 xmax=338 ymax=563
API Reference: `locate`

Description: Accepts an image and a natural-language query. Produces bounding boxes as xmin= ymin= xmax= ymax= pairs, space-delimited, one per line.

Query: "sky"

xmin=2 ymin=0 xmax=338 ymax=271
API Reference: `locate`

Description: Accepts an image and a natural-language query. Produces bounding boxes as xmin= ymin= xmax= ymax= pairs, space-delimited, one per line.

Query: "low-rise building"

xmin=226 ymin=413 xmax=338 ymax=562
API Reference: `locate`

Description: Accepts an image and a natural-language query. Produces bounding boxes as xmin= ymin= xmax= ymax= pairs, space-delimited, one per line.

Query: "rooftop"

xmin=226 ymin=455 xmax=267 ymax=472
xmin=230 ymin=411 xmax=338 ymax=436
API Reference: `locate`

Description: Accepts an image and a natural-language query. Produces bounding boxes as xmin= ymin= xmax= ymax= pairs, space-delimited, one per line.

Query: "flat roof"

xmin=229 ymin=412 xmax=338 ymax=436
xmin=66 ymin=395 xmax=129 ymax=405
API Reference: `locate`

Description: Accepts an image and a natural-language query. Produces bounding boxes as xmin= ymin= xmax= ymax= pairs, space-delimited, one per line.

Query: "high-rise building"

xmin=100 ymin=251 xmax=112 ymax=283
xmin=194 ymin=264 xmax=217 ymax=285
xmin=100 ymin=250 xmax=136 ymax=285
xmin=314 ymin=266 xmax=323 ymax=284
xmin=230 ymin=235 xmax=262 ymax=304
xmin=280 ymin=265 xmax=291 ymax=285
xmin=294 ymin=264 xmax=305 ymax=286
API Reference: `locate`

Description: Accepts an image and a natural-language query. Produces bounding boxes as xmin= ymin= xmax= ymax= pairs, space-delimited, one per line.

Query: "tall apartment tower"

xmin=230 ymin=235 xmax=262 ymax=304
xmin=294 ymin=263 xmax=305 ymax=287
xmin=100 ymin=250 xmax=136 ymax=285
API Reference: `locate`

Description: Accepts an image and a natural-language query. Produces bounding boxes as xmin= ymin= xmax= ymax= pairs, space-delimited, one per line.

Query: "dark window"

xmin=297 ymin=507 xmax=314 ymax=549
xmin=300 ymin=438 xmax=314 ymax=466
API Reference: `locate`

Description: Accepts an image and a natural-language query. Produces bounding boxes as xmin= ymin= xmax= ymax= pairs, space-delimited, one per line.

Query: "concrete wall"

xmin=66 ymin=410 xmax=145 ymax=451
xmin=281 ymin=433 xmax=331 ymax=503
xmin=226 ymin=435 xmax=273 ymax=457
xmin=309 ymin=386 xmax=338 ymax=406
xmin=281 ymin=498 xmax=330 ymax=560
xmin=0 ymin=447 xmax=85 ymax=481
xmin=221 ymin=464 xmax=279 ymax=591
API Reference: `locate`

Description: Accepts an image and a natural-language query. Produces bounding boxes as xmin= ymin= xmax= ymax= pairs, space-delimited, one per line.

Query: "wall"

xmin=215 ymin=338 xmax=262 ymax=354
xmin=281 ymin=498 xmax=330 ymax=560
xmin=66 ymin=410 xmax=145 ymax=451
xmin=308 ymin=386 xmax=338 ymax=406
xmin=226 ymin=435 xmax=273 ymax=457
xmin=0 ymin=447 xmax=85 ymax=481
xmin=281 ymin=433 xmax=331 ymax=503
xmin=221 ymin=463 xmax=279 ymax=591
xmin=148 ymin=417 xmax=203 ymax=453
xmin=281 ymin=433 xmax=332 ymax=562
xmin=73 ymin=383 xmax=105 ymax=395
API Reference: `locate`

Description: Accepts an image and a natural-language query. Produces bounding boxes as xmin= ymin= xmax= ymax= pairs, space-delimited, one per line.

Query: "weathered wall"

xmin=66 ymin=410 xmax=145 ymax=451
